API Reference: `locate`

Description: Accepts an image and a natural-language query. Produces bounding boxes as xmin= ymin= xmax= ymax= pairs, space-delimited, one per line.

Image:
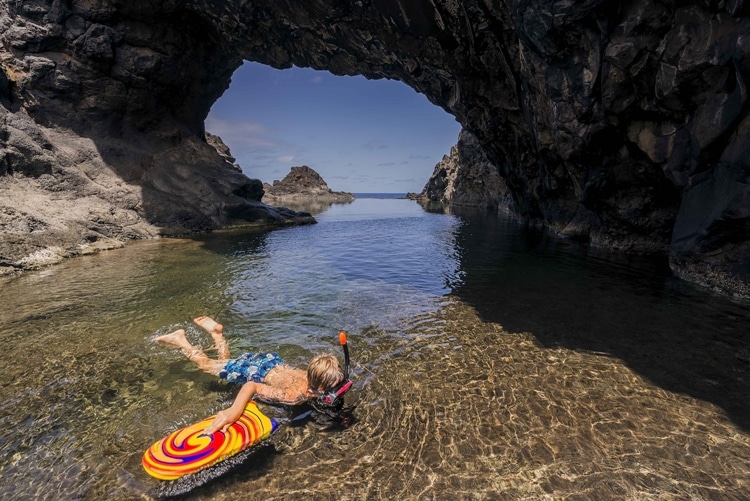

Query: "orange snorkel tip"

xmin=339 ymin=331 xmax=350 ymax=380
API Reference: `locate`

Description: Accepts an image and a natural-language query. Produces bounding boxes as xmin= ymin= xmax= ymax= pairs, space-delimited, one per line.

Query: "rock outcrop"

xmin=1 ymin=1 xmax=750 ymax=294
xmin=262 ymin=166 xmax=355 ymax=203
xmin=418 ymin=129 xmax=512 ymax=210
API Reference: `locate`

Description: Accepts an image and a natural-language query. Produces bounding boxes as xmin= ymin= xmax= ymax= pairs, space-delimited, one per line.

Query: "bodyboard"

xmin=143 ymin=401 xmax=278 ymax=480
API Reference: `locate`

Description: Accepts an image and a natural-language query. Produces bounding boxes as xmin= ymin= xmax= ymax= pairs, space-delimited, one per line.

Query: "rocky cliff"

xmin=263 ymin=166 xmax=355 ymax=203
xmin=419 ymin=129 xmax=513 ymax=210
xmin=1 ymin=1 xmax=749 ymax=294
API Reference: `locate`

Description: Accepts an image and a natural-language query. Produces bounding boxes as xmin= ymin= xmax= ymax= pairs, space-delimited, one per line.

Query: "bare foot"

xmin=194 ymin=316 xmax=230 ymax=359
xmin=155 ymin=329 xmax=192 ymax=351
xmin=194 ymin=316 xmax=223 ymax=337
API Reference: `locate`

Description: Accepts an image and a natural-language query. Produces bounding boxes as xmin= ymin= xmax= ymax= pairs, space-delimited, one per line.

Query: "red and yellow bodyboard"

xmin=143 ymin=401 xmax=278 ymax=480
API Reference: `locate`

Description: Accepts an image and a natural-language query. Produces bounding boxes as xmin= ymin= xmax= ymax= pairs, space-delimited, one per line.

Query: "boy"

xmin=156 ymin=316 xmax=345 ymax=435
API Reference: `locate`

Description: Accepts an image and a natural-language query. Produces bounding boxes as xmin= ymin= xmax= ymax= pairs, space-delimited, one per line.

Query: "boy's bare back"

xmin=255 ymin=365 xmax=309 ymax=405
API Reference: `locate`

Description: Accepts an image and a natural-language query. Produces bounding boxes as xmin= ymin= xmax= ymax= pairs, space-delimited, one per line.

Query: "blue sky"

xmin=206 ymin=62 xmax=461 ymax=193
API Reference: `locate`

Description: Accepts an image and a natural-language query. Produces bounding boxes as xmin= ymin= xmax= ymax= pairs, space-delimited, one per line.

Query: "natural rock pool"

xmin=1 ymin=197 xmax=748 ymax=500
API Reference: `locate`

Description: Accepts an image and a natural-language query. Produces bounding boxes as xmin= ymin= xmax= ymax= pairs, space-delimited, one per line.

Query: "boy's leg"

xmin=194 ymin=316 xmax=230 ymax=361
xmin=156 ymin=329 xmax=224 ymax=376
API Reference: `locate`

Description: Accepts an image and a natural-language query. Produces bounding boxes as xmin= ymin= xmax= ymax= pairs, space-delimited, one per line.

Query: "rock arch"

xmin=1 ymin=0 xmax=750 ymax=294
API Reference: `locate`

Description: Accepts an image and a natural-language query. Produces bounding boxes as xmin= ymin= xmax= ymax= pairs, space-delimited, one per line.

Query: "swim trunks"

xmin=219 ymin=352 xmax=284 ymax=384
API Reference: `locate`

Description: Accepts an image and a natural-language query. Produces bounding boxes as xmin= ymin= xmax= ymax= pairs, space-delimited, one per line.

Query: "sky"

xmin=205 ymin=62 xmax=462 ymax=193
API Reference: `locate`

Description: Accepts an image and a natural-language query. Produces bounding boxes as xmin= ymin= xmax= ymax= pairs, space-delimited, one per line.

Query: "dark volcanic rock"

xmin=263 ymin=166 xmax=355 ymax=203
xmin=1 ymin=1 xmax=749 ymax=294
xmin=418 ymin=129 xmax=512 ymax=209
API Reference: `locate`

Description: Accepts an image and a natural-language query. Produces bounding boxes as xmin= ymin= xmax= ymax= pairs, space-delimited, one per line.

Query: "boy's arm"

xmin=203 ymin=381 xmax=307 ymax=435
xmin=203 ymin=381 xmax=308 ymax=434
xmin=203 ymin=381 xmax=259 ymax=435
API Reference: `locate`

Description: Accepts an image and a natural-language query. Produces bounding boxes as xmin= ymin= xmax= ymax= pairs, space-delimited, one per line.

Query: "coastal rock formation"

xmin=0 ymin=1 xmax=314 ymax=274
xmin=263 ymin=166 xmax=355 ymax=203
xmin=1 ymin=1 xmax=749 ymax=294
xmin=418 ymin=129 xmax=512 ymax=209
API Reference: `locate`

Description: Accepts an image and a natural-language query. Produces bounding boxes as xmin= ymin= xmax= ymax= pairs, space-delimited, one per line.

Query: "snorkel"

xmin=315 ymin=332 xmax=353 ymax=406
xmin=341 ymin=331 xmax=351 ymax=379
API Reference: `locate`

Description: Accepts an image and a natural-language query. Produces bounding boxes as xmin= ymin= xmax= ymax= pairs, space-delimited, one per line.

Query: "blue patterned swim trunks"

xmin=219 ymin=352 xmax=284 ymax=384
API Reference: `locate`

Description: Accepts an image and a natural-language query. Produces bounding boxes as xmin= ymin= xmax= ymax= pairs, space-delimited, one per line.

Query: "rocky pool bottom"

xmin=2 ymin=295 xmax=747 ymax=500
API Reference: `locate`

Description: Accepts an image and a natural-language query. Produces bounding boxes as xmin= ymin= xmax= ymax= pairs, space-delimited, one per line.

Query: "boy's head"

xmin=307 ymin=353 xmax=344 ymax=392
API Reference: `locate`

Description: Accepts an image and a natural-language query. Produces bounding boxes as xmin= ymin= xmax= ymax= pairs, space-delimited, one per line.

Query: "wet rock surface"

xmin=1 ymin=0 xmax=749 ymax=294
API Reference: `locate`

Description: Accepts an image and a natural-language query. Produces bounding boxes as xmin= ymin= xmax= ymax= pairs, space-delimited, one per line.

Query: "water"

xmin=0 ymin=196 xmax=749 ymax=500
xmin=351 ymin=193 xmax=408 ymax=199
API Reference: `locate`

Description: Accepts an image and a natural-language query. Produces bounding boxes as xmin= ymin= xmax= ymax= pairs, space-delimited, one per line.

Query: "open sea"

xmin=0 ymin=194 xmax=749 ymax=500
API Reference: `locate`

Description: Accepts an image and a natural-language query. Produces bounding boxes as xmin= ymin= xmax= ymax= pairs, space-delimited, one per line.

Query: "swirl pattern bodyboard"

xmin=143 ymin=402 xmax=278 ymax=480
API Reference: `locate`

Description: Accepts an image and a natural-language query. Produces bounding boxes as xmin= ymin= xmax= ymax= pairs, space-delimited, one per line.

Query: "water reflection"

xmin=265 ymin=198 xmax=353 ymax=216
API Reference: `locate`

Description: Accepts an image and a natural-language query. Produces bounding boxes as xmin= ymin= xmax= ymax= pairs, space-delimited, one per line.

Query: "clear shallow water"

xmin=0 ymin=197 xmax=749 ymax=500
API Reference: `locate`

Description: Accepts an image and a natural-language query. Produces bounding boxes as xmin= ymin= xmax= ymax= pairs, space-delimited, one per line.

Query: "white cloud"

xmin=275 ymin=155 xmax=296 ymax=164
xmin=205 ymin=116 xmax=277 ymax=148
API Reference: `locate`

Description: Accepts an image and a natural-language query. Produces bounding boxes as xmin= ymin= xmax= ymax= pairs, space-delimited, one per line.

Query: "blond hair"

xmin=307 ymin=353 xmax=344 ymax=391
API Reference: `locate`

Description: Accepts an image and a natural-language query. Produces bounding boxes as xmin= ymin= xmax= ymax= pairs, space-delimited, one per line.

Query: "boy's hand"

xmin=203 ymin=408 xmax=241 ymax=435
